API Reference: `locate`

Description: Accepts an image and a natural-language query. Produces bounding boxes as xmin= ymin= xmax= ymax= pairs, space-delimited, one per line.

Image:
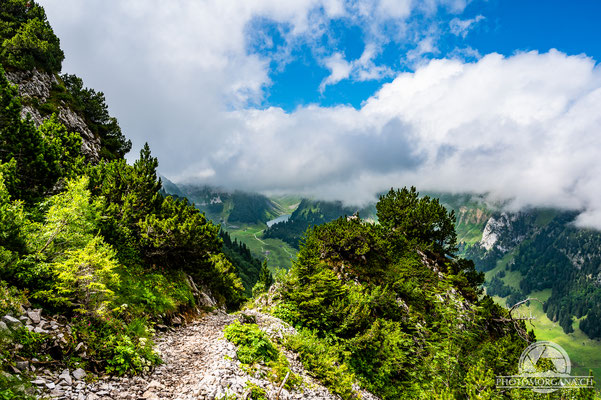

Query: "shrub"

xmin=223 ymin=321 xmax=278 ymax=365
xmin=284 ymin=329 xmax=356 ymax=399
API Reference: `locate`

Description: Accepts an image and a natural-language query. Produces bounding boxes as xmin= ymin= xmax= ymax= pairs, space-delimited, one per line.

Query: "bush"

xmin=0 ymin=281 xmax=26 ymax=315
xmin=224 ymin=321 xmax=301 ymax=390
xmin=284 ymin=330 xmax=356 ymax=399
xmin=71 ymin=314 xmax=160 ymax=376
xmin=223 ymin=321 xmax=278 ymax=365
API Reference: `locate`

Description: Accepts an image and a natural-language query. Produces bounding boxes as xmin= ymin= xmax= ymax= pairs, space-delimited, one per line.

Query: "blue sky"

xmin=263 ymin=0 xmax=601 ymax=110
xmin=41 ymin=0 xmax=601 ymax=228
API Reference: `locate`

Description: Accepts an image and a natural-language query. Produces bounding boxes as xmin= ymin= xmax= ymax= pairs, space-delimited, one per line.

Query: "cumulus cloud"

xmin=39 ymin=1 xmax=601 ymax=228
xmin=200 ymin=50 xmax=601 ymax=228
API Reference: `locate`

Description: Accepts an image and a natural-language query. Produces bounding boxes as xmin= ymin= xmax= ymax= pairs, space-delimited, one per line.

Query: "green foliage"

xmin=0 ymin=167 xmax=26 ymax=276
xmin=0 ymin=0 xmax=64 ymax=72
xmin=208 ymin=254 xmax=245 ymax=310
xmin=224 ymin=321 xmax=278 ymax=365
xmin=45 ymin=237 xmax=119 ymax=314
xmin=138 ymin=195 xmax=220 ymax=271
xmin=284 ymin=329 xmax=356 ymax=399
xmin=252 ymin=261 xmax=273 ymax=297
xmin=61 ymin=74 xmax=131 ymax=159
xmin=12 ymin=326 xmax=46 ymax=358
xmin=115 ymin=267 xmax=195 ymax=316
xmin=0 ymin=281 xmax=26 ymax=315
xmin=0 ymin=68 xmax=82 ymax=202
xmin=71 ymin=314 xmax=160 ymax=376
xmin=245 ymin=382 xmax=268 ymax=400
xmin=273 ymin=188 xmax=529 ymax=399
xmin=220 ymin=229 xmax=262 ymax=294
xmin=0 ymin=371 xmax=36 ymax=400
xmin=105 ymin=332 xmax=159 ymax=375
xmin=223 ymin=320 xmax=301 ymax=393
xmin=376 ymin=187 xmax=458 ymax=256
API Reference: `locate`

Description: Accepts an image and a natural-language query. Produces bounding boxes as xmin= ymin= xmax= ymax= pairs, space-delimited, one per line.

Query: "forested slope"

xmin=0 ymin=2 xmax=254 ymax=397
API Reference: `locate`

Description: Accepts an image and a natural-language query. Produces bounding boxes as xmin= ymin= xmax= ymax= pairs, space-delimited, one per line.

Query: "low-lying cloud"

xmin=40 ymin=1 xmax=601 ymax=228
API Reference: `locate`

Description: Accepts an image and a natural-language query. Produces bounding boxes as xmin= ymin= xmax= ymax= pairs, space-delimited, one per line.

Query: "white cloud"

xmin=319 ymin=44 xmax=394 ymax=91
xmin=449 ymin=15 xmax=485 ymax=38
xmin=406 ymin=36 xmax=439 ymax=64
xmin=203 ymin=51 xmax=601 ymax=228
xmin=319 ymin=53 xmax=353 ymax=92
xmin=38 ymin=1 xmax=601 ymax=228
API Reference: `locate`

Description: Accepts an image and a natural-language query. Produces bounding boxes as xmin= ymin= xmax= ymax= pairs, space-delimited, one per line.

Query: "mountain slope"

xmin=166 ymin=183 xmax=281 ymax=225
xmin=263 ymin=198 xmax=376 ymax=248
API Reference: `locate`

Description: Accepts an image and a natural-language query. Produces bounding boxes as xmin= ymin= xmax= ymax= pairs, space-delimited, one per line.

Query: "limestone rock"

xmin=72 ymin=368 xmax=86 ymax=381
xmin=27 ymin=309 xmax=42 ymax=324
xmin=59 ymin=369 xmax=73 ymax=386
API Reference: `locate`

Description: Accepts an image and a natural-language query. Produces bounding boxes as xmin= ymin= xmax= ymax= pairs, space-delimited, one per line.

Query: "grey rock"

xmin=27 ymin=310 xmax=41 ymax=324
xmin=0 ymin=321 xmax=8 ymax=331
xmin=59 ymin=369 xmax=73 ymax=385
xmin=2 ymin=315 xmax=22 ymax=328
xmin=6 ymin=69 xmax=101 ymax=162
xmin=72 ymin=368 xmax=86 ymax=381
xmin=34 ymin=326 xmax=47 ymax=334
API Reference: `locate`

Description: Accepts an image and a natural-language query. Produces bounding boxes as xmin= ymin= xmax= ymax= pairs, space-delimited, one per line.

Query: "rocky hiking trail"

xmin=38 ymin=310 xmax=379 ymax=400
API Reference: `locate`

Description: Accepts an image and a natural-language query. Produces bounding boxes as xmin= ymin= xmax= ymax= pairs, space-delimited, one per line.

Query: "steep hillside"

xmin=166 ymin=183 xmax=281 ymax=225
xmin=0 ymin=3 xmax=252 ymax=398
xmin=263 ymin=198 xmax=376 ymax=248
xmin=162 ymin=182 xmax=298 ymax=271
xmin=463 ymin=209 xmax=601 ymax=338
xmin=1 ymin=0 xmax=131 ymax=163
xmin=259 ymin=188 xmax=541 ymax=399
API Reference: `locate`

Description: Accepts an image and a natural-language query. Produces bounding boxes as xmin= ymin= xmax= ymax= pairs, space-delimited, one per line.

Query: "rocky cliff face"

xmin=6 ymin=69 xmax=101 ymax=162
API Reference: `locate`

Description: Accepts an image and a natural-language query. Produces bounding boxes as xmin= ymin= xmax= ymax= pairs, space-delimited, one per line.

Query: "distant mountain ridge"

xmin=165 ymin=181 xmax=601 ymax=340
xmin=263 ymin=198 xmax=376 ymax=248
xmin=163 ymin=181 xmax=282 ymax=225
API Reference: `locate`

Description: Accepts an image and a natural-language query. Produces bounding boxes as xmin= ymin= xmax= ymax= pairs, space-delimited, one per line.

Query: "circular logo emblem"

xmin=518 ymin=341 xmax=571 ymax=393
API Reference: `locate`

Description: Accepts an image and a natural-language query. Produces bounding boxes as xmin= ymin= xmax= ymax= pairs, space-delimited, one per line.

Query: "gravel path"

xmin=45 ymin=311 xmax=379 ymax=400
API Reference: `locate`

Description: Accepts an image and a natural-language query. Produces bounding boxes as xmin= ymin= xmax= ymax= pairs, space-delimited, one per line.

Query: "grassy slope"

xmin=479 ymin=206 xmax=601 ymax=387
xmin=493 ymin=291 xmax=601 ymax=384
xmin=487 ymin=252 xmax=601 ymax=386
xmin=270 ymin=195 xmax=302 ymax=212
xmin=227 ymin=223 xmax=297 ymax=271
xmin=224 ymin=196 xmax=301 ymax=271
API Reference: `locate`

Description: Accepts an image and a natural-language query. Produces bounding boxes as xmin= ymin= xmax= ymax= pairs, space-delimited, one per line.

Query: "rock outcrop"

xmin=6 ymin=69 xmax=101 ymax=162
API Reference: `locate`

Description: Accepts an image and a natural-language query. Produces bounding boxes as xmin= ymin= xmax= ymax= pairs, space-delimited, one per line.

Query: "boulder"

xmin=15 ymin=361 xmax=29 ymax=371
